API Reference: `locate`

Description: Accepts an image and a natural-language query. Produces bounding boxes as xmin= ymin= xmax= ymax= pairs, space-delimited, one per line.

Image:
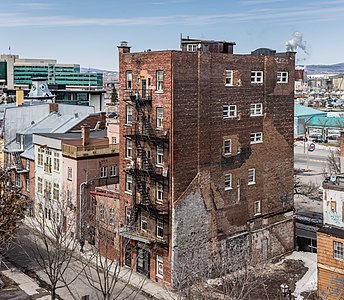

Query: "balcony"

xmin=62 ymin=143 xmax=119 ymax=159
xmin=126 ymin=89 xmax=152 ymax=106
xmin=118 ymin=226 xmax=166 ymax=244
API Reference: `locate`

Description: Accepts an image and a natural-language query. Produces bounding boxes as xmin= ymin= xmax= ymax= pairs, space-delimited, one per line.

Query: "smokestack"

xmin=81 ymin=124 xmax=91 ymax=146
xmin=117 ymin=41 xmax=131 ymax=54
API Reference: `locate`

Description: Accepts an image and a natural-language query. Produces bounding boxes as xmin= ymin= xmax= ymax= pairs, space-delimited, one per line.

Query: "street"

xmin=0 ymin=225 xmax=151 ymax=300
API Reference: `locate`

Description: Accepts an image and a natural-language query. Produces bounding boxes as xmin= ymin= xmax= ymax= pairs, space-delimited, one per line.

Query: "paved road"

xmin=0 ymin=226 xmax=151 ymax=300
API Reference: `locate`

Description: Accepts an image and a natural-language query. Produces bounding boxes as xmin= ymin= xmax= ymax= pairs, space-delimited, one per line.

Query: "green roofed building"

xmin=294 ymin=104 xmax=327 ymax=135
xmin=0 ymin=54 xmax=103 ymax=90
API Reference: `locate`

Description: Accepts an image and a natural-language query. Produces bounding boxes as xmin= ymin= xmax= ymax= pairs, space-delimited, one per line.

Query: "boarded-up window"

xmin=331 ymin=201 xmax=337 ymax=212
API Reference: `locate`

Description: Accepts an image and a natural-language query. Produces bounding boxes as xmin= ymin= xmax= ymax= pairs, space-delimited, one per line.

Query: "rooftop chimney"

xmin=81 ymin=124 xmax=91 ymax=146
xmin=117 ymin=41 xmax=131 ymax=54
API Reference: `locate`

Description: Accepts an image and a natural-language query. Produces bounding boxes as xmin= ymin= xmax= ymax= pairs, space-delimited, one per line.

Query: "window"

xmin=223 ymin=105 xmax=237 ymax=118
xmin=53 ymin=183 xmax=59 ymax=201
xmin=67 ymin=190 xmax=72 ymax=207
xmin=156 ymin=145 xmax=163 ymax=166
xmin=187 ymin=44 xmax=197 ymax=52
xmin=26 ymin=175 xmax=30 ymax=192
xmin=99 ymin=204 xmax=105 ymax=221
xmin=331 ymin=201 xmax=337 ymax=212
xmin=67 ymin=167 xmax=72 ymax=180
xmin=110 ymin=165 xmax=117 ymax=177
xmin=37 ymin=177 xmax=43 ymax=194
xmin=251 ymin=71 xmax=263 ymax=83
xmin=156 ymin=108 xmax=163 ymax=129
xmin=126 ymin=105 xmax=132 ymax=125
xmin=254 ymin=200 xmax=261 ymax=215
xmin=111 ymin=137 xmax=117 ymax=144
xmin=126 ymin=207 xmax=131 ymax=225
xmin=250 ymin=132 xmax=263 ymax=144
xmin=44 ymin=149 xmax=52 ymax=173
xmin=126 ymin=71 xmax=132 ymax=90
xmin=141 ymin=216 xmax=148 ymax=231
xmin=156 ymin=255 xmax=163 ymax=278
xmin=224 ymin=139 xmax=232 ymax=155
xmin=15 ymin=174 xmax=20 ymax=187
xmin=277 ymin=71 xmax=288 ymax=83
xmin=334 ymin=241 xmax=343 ymax=260
xmin=100 ymin=166 xmax=108 ymax=178
xmin=225 ymin=70 xmax=233 ymax=86
xmin=250 ymin=103 xmax=263 ymax=116
xmin=26 ymin=159 xmax=30 ymax=170
xmin=126 ymin=174 xmax=133 ymax=193
xmin=126 ymin=139 xmax=133 ymax=159
xmin=109 ymin=208 xmax=114 ymax=225
xmin=156 ymin=182 xmax=163 ymax=203
xmin=224 ymin=174 xmax=232 ymax=191
xmin=37 ymin=148 xmax=43 ymax=166
xmin=248 ymin=168 xmax=256 ymax=185
xmin=53 ymin=152 xmax=60 ymax=172
xmin=44 ymin=181 xmax=51 ymax=200
xmin=156 ymin=71 xmax=164 ymax=92
xmin=157 ymin=219 xmax=164 ymax=239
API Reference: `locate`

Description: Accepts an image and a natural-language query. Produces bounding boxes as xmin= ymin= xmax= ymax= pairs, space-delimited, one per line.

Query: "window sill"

xmin=124 ymin=123 xmax=132 ymax=127
xmin=223 ymin=116 xmax=237 ymax=119
xmin=250 ymin=141 xmax=263 ymax=145
xmin=100 ymin=176 xmax=108 ymax=179
xmin=156 ymin=164 xmax=163 ymax=168
xmin=223 ymin=153 xmax=232 ymax=156
xmin=254 ymin=212 xmax=261 ymax=216
xmin=125 ymin=191 xmax=132 ymax=195
xmin=250 ymin=114 xmax=263 ymax=117
xmin=155 ymin=90 xmax=164 ymax=94
xmin=225 ymin=187 xmax=233 ymax=191
xmin=225 ymin=84 xmax=234 ymax=87
xmin=248 ymin=182 xmax=256 ymax=186
xmin=277 ymin=82 xmax=288 ymax=84
xmin=156 ymin=274 xmax=163 ymax=279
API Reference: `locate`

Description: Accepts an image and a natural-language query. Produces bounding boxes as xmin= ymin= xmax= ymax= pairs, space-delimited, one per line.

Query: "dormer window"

xmin=187 ymin=44 xmax=198 ymax=52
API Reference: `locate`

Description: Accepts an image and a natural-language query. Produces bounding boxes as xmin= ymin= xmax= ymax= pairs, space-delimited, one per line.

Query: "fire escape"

xmin=121 ymin=89 xmax=169 ymax=245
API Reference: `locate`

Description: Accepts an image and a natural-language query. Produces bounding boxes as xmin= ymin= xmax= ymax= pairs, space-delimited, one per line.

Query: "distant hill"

xmin=81 ymin=67 xmax=117 ymax=74
xmin=305 ymin=63 xmax=344 ymax=74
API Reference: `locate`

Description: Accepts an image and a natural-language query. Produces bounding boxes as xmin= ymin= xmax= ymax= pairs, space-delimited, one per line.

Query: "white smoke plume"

xmin=285 ymin=31 xmax=308 ymax=55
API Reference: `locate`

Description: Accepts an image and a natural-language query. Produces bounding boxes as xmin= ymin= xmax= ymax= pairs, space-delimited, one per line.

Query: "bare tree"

xmin=327 ymin=148 xmax=341 ymax=175
xmin=0 ymin=168 xmax=30 ymax=246
xmin=294 ymin=168 xmax=319 ymax=198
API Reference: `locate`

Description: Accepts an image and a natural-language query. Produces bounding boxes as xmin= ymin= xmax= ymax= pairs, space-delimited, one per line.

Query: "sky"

xmin=0 ymin=0 xmax=344 ymax=71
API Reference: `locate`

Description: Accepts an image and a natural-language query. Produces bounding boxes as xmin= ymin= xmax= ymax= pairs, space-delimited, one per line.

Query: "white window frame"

xmin=125 ymin=207 xmax=131 ymax=225
xmin=248 ymin=168 xmax=256 ymax=185
xmin=277 ymin=71 xmax=288 ymax=83
xmin=225 ymin=70 xmax=233 ymax=86
xmin=156 ymin=145 xmax=163 ymax=166
xmin=141 ymin=215 xmax=148 ymax=232
xmin=224 ymin=139 xmax=232 ymax=155
xmin=126 ymin=174 xmax=133 ymax=194
xmin=156 ymin=255 xmax=164 ymax=278
xmin=156 ymin=71 xmax=164 ymax=92
xmin=187 ymin=44 xmax=197 ymax=52
xmin=126 ymin=105 xmax=132 ymax=125
xmin=126 ymin=139 xmax=133 ymax=159
xmin=156 ymin=182 xmax=163 ymax=203
xmin=254 ymin=200 xmax=261 ymax=215
xmin=109 ymin=207 xmax=114 ymax=225
xmin=250 ymin=103 xmax=263 ymax=116
xmin=26 ymin=159 xmax=30 ymax=170
xmin=110 ymin=165 xmax=117 ymax=177
xmin=67 ymin=167 xmax=72 ymax=180
xmin=156 ymin=107 xmax=163 ymax=129
xmin=15 ymin=173 xmax=21 ymax=187
xmin=53 ymin=183 xmax=59 ymax=201
xmin=37 ymin=177 xmax=43 ymax=194
xmin=100 ymin=166 xmax=108 ymax=178
xmin=250 ymin=132 xmax=263 ymax=144
xmin=26 ymin=175 xmax=30 ymax=192
xmin=99 ymin=204 xmax=105 ymax=221
xmin=126 ymin=71 xmax=132 ymax=90
xmin=37 ymin=147 xmax=44 ymax=167
xmin=53 ymin=152 xmax=60 ymax=172
xmin=224 ymin=174 xmax=232 ymax=191
xmin=157 ymin=219 xmax=164 ymax=239
xmin=334 ymin=241 xmax=344 ymax=260
xmin=251 ymin=71 xmax=263 ymax=83
xmin=223 ymin=105 xmax=237 ymax=118
xmin=111 ymin=137 xmax=117 ymax=144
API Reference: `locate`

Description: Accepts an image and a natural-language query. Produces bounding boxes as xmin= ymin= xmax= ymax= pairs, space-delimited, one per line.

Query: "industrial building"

xmin=106 ymin=37 xmax=296 ymax=286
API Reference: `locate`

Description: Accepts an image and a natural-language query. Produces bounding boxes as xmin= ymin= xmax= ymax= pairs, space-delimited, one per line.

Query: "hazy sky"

xmin=0 ymin=0 xmax=343 ymax=70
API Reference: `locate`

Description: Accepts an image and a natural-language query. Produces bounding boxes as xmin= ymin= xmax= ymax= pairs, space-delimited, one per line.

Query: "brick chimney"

xmin=49 ymin=103 xmax=58 ymax=113
xmin=340 ymin=131 xmax=344 ymax=173
xmin=81 ymin=124 xmax=91 ymax=146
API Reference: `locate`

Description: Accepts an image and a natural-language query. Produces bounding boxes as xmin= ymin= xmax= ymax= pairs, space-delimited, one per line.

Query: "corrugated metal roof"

xmin=294 ymin=104 xmax=327 ymax=117
xmin=306 ymin=115 xmax=344 ymax=128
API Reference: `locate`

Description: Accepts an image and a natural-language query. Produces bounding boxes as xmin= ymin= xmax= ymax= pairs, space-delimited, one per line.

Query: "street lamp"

xmin=280 ymin=283 xmax=292 ymax=299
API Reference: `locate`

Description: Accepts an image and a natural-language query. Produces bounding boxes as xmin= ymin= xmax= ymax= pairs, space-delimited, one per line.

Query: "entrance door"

xmin=137 ymin=247 xmax=150 ymax=278
xmin=141 ymin=79 xmax=147 ymax=99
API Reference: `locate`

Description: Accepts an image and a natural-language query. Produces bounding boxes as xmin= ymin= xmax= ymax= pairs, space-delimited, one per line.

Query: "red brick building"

xmin=116 ymin=37 xmax=295 ymax=285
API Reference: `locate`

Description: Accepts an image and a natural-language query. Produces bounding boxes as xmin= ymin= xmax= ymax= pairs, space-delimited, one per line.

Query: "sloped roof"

xmin=306 ymin=115 xmax=344 ymax=128
xmin=294 ymin=104 xmax=327 ymax=117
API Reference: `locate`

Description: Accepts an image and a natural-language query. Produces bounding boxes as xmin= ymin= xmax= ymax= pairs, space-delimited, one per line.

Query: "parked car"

xmin=309 ymin=133 xmax=322 ymax=139
xmin=311 ymin=136 xmax=327 ymax=143
xmin=328 ymin=134 xmax=340 ymax=141
xmin=295 ymin=136 xmax=308 ymax=142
